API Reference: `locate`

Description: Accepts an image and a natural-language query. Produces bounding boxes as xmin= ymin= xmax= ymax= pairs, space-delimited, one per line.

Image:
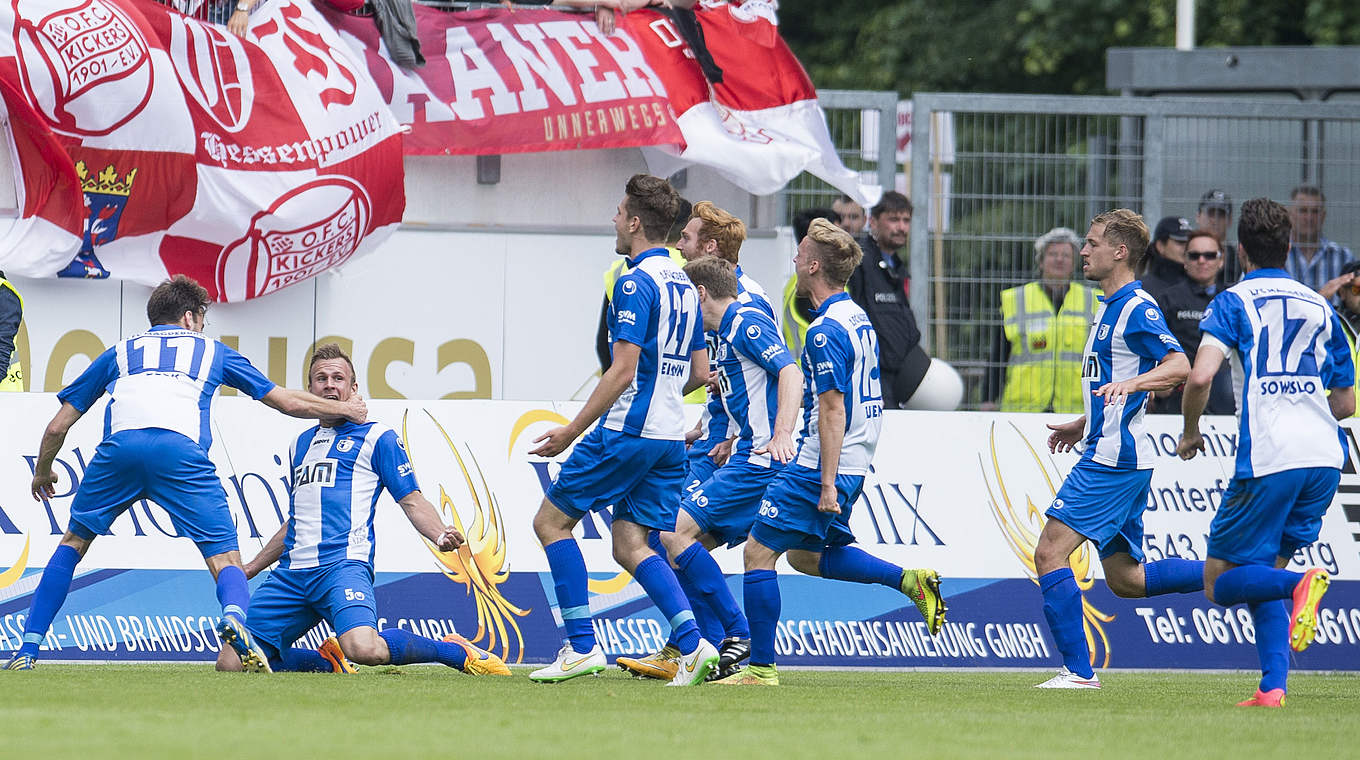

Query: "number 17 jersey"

xmin=603 ymin=247 xmax=706 ymax=440
xmin=1199 ymin=268 xmax=1354 ymax=478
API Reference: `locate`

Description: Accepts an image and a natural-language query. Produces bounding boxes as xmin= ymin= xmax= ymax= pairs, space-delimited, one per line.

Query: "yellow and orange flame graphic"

xmin=0 ymin=535 xmax=29 ymax=591
xmin=981 ymin=421 xmax=1115 ymax=669
xmin=402 ymin=411 xmax=530 ymax=663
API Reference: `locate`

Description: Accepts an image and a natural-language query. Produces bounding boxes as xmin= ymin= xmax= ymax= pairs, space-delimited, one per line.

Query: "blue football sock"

xmin=1039 ymin=568 xmax=1093 ymax=679
xmin=633 ymin=554 xmax=700 ymax=653
xmin=17 ymin=545 xmax=81 ymax=658
xmin=672 ymin=552 xmax=725 ymax=645
xmin=1213 ymin=565 xmax=1301 ymax=606
xmin=215 ymin=565 xmax=250 ymax=624
xmin=744 ymin=569 xmax=780 ymax=667
xmin=279 ymin=647 xmax=331 ymax=673
xmin=676 ymin=543 xmax=748 ymax=639
xmin=378 ymin=628 xmax=468 ymax=670
xmin=544 ymin=538 xmax=595 ymax=653
xmin=1143 ymin=558 xmax=1205 ymax=596
xmin=818 ymin=545 xmax=903 ymax=587
xmin=1249 ymin=600 xmax=1289 ymax=693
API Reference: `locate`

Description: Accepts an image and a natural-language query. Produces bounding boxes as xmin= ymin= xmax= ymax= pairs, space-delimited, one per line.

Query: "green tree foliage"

xmin=779 ymin=0 xmax=1360 ymax=96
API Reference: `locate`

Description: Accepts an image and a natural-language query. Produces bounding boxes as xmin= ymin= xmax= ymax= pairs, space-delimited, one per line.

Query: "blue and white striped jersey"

xmin=694 ymin=265 xmax=779 ymax=452
xmin=795 ymin=293 xmax=883 ymax=475
xmin=57 ymin=325 xmax=275 ymax=450
xmin=1199 ymin=268 xmax=1354 ymax=478
xmin=603 ymin=247 xmax=706 ymax=440
xmin=1080 ymin=280 xmax=1183 ymax=469
xmin=712 ymin=302 xmax=795 ymax=467
xmin=280 ymin=421 xmax=420 ymax=570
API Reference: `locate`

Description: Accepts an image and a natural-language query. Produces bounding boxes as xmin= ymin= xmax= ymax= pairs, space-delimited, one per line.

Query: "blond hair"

xmin=1092 ymin=209 xmax=1150 ymax=270
xmin=805 ymin=218 xmax=863 ymax=286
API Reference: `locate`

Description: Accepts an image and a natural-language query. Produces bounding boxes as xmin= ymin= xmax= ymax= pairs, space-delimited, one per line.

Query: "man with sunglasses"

xmin=1152 ymin=230 xmax=1235 ymax=414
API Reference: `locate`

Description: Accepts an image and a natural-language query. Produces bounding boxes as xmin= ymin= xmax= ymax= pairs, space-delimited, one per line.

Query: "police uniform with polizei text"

xmin=1046 ymin=281 xmax=1183 ymax=560
xmin=750 ymin=292 xmax=884 ymax=553
xmin=0 ymin=274 xmax=24 ymax=391
xmin=1198 ymin=269 xmax=1354 ymax=566
xmin=243 ymin=420 xmax=419 ymax=667
xmin=549 ymin=247 xmax=705 ymax=531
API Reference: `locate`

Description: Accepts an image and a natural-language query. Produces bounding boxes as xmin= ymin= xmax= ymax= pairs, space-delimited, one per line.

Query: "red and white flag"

xmin=0 ymin=76 xmax=84 ymax=275
xmin=0 ymin=0 xmax=405 ymax=300
xmin=624 ymin=1 xmax=877 ymax=204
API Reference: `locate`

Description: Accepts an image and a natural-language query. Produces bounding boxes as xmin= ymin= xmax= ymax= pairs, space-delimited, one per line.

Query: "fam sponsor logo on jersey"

xmin=295 ymin=458 xmax=338 ymax=487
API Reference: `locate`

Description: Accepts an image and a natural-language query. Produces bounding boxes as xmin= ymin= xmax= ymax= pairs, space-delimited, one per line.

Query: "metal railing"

xmin=909 ymin=92 xmax=1360 ymax=408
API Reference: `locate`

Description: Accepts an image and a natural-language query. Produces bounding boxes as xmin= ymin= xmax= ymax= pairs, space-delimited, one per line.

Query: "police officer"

xmin=1149 ymin=230 xmax=1234 ymax=414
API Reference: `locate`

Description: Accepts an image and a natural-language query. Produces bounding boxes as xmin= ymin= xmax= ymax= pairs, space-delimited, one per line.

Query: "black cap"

xmin=1154 ymin=216 xmax=1192 ymax=242
xmin=1342 ymin=260 xmax=1360 ymax=277
xmin=1199 ymin=189 xmax=1232 ymax=214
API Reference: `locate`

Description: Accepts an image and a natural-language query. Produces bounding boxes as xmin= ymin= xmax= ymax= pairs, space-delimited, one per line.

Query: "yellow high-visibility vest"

xmin=999 ymin=281 xmax=1099 ymax=413
xmin=1338 ymin=315 xmax=1360 ymax=418
xmin=602 ymin=249 xmax=705 ymax=404
xmin=0 ymin=277 xmax=23 ymax=392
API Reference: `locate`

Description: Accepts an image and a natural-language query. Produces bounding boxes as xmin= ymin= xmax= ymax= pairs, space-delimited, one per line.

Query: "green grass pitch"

xmin=3 ymin=665 xmax=1357 ymax=759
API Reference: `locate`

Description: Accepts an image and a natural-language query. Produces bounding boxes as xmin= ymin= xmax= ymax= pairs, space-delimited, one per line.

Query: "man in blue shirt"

xmin=716 ymin=219 xmax=945 ymax=687
xmin=216 ymin=344 xmax=510 ymax=676
xmin=529 ymin=175 xmax=718 ymax=685
xmin=6 ymin=276 xmax=367 ymax=671
xmin=1178 ymin=198 xmax=1355 ymax=707
xmin=1287 ymin=185 xmax=1354 ymax=297
xmin=1036 ymin=210 xmax=1200 ymax=690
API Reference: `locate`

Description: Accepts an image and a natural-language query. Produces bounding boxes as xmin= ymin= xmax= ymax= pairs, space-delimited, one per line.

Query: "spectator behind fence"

xmin=781 ymin=207 xmax=840 ymax=362
xmin=831 ymin=195 xmax=866 ymax=237
xmin=847 ymin=191 xmax=928 ymax=409
xmin=982 ymin=228 xmax=1098 ymax=413
xmin=1139 ymin=216 xmax=1192 ymax=300
xmin=1289 ymin=185 xmax=1355 ymax=298
xmin=0 ymin=270 xmax=23 ymax=392
xmin=1332 ymin=260 xmax=1360 ymax=417
xmin=1197 ymin=189 xmax=1239 ymax=284
xmin=1149 ymin=230 xmax=1235 ymax=415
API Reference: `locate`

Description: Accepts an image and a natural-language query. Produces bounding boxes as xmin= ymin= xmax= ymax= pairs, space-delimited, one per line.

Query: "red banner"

xmin=324 ymin=5 xmax=682 ymax=155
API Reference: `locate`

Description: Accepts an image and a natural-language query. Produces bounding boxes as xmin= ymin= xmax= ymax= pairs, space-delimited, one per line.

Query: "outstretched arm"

xmin=531 ymin=340 xmax=639 ymax=457
xmin=244 ymin=520 xmax=289 ymax=579
xmin=398 ymin=491 xmax=464 ymax=552
xmin=260 ymin=386 xmax=367 ymax=425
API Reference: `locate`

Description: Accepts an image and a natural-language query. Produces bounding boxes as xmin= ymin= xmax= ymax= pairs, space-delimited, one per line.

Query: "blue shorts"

xmin=749 ymin=463 xmax=864 ymax=554
xmin=245 ymin=560 xmax=377 ymax=666
xmin=1208 ymin=467 xmax=1340 ymax=567
xmin=683 ymin=447 xmax=720 ymax=496
xmin=547 ymin=426 xmax=687 ymax=532
xmin=1045 ymin=458 xmax=1152 ymax=562
xmin=67 ymin=429 xmax=238 ymax=558
xmin=681 ymin=458 xmax=785 ymax=548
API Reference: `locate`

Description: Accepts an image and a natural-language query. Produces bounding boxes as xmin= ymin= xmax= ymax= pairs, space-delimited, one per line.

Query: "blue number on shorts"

xmin=855 ymin=325 xmax=881 ymax=402
xmin=128 ymin=335 xmax=206 ymax=378
xmin=662 ymin=281 xmax=696 ymax=360
xmin=1254 ymin=295 xmax=1325 ymax=377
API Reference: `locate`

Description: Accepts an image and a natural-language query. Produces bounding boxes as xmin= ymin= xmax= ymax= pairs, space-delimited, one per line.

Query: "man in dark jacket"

xmin=1140 ymin=216 xmax=1192 ymax=300
xmin=1150 ymin=230 xmax=1234 ymax=414
xmin=846 ymin=191 xmax=928 ymax=408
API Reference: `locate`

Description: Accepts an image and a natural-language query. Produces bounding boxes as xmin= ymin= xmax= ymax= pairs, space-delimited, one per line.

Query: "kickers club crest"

xmin=14 ymin=0 xmax=154 ymax=136
xmin=216 ymin=177 xmax=372 ymax=301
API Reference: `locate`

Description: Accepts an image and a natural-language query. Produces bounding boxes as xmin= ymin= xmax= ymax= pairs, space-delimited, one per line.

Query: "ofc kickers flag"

xmin=0 ymin=0 xmax=404 ymax=300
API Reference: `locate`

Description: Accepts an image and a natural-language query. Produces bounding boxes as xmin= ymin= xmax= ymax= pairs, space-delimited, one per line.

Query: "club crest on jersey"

xmin=746 ymin=324 xmax=762 ymax=340
xmin=621 ymin=279 xmax=637 ymax=296
xmin=1097 ymin=324 xmax=1110 ymax=340
xmin=336 ymin=438 xmax=355 ymax=452
xmin=1145 ymin=307 xmax=1160 ymax=321
xmin=813 ymin=333 xmax=828 ymax=348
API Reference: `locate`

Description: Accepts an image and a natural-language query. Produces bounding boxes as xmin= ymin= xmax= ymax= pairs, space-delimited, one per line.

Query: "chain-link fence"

xmin=780 ymin=90 xmax=899 ymax=225
xmin=909 ymin=93 xmax=1360 ymax=409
